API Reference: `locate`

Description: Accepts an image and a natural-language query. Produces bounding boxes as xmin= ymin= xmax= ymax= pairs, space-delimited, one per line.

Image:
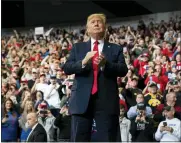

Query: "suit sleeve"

xmin=63 ymin=44 xmax=91 ymax=75
xmin=104 ymin=46 xmax=128 ymax=77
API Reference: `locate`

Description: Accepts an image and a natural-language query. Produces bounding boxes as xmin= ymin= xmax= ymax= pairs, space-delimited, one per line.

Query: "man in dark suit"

xmin=26 ymin=112 xmax=47 ymax=142
xmin=63 ymin=13 xmax=128 ymax=142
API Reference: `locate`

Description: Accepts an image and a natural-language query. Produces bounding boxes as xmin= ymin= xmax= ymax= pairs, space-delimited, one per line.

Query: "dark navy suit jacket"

xmin=63 ymin=40 xmax=128 ymax=115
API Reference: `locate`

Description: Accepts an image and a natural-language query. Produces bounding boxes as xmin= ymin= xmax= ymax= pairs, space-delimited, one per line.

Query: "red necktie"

xmin=92 ymin=40 xmax=99 ymax=94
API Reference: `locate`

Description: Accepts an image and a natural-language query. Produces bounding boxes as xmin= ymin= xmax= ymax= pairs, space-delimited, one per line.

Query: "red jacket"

xmin=133 ymin=59 xmax=148 ymax=77
xmin=161 ymin=48 xmax=173 ymax=60
xmin=145 ymin=75 xmax=168 ymax=93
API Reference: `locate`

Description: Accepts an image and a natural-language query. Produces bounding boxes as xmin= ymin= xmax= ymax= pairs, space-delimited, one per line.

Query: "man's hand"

xmin=140 ymin=116 xmax=146 ymax=122
xmin=47 ymin=110 xmax=53 ymax=117
xmin=160 ymin=126 xmax=173 ymax=133
xmin=160 ymin=126 xmax=166 ymax=132
xmin=94 ymin=53 xmax=107 ymax=67
xmin=82 ymin=51 xmax=97 ymax=65
xmin=165 ymin=126 xmax=174 ymax=133
xmin=135 ymin=116 xmax=141 ymax=122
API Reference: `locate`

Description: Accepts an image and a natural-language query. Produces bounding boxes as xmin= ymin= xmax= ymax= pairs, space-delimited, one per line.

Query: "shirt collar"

xmin=32 ymin=123 xmax=38 ymax=130
xmin=91 ymin=37 xmax=104 ymax=45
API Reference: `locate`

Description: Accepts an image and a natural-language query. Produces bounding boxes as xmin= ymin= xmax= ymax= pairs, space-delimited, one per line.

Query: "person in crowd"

xmin=27 ymin=68 xmax=38 ymax=89
xmin=1 ymin=98 xmax=19 ymax=142
xmin=144 ymin=82 xmax=163 ymax=113
xmin=133 ymin=53 xmax=149 ymax=78
xmin=26 ymin=112 xmax=47 ymax=142
xmin=44 ymin=74 xmax=61 ymax=117
xmin=34 ymin=90 xmax=44 ymax=110
xmin=155 ymin=106 xmax=181 ymax=142
xmin=127 ymin=94 xmax=152 ymax=119
xmin=63 ymin=13 xmax=128 ymax=142
xmin=125 ymin=76 xmax=143 ymax=108
xmin=20 ymin=89 xmax=33 ymax=109
xmin=154 ymin=92 xmax=181 ymax=122
xmin=18 ymin=100 xmax=35 ymax=142
xmin=144 ymin=64 xmax=168 ymax=93
xmin=37 ymin=102 xmax=56 ymax=142
xmin=129 ymin=102 xmax=154 ymax=142
xmin=119 ymin=103 xmax=131 ymax=142
xmin=54 ymin=104 xmax=71 ymax=142
xmin=31 ymin=73 xmax=49 ymax=95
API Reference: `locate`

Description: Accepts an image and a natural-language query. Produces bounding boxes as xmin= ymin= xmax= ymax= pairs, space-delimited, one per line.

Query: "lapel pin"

xmin=108 ymin=45 xmax=110 ymax=48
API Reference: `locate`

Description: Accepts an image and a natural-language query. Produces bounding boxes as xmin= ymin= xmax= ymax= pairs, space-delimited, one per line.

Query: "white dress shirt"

xmin=91 ymin=38 xmax=104 ymax=55
xmin=26 ymin=123 xmax=38 ymax=141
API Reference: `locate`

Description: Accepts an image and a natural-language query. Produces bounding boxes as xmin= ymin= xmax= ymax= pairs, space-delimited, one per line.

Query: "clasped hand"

xmin=82 ymin=51 xmax=106 ymax=67
xmin=160 ymin=126 xmax=173 ymax=133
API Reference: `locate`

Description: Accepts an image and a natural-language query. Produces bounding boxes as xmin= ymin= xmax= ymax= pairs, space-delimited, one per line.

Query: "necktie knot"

xmin=94 ymin=40 xmax=99 ymax=45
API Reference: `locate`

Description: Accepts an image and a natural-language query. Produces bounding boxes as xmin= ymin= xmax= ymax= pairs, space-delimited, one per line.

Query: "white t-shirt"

xmin=155 ymin=118 xmax=181 ymax=142
xmin=35 ymin=83 xmax=49 ymax=95
xmin=44 ymin=84 xmax=61 ymax=108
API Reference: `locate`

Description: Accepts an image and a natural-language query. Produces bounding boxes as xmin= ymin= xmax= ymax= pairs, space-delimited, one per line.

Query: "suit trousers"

xmin=71 ymin=93 xmax=121 ymax=142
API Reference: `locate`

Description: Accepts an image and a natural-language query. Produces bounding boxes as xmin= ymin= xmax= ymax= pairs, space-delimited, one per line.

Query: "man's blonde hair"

xmin=86 ymin=13 xmax=107 ymax=38
xmin=86 ymin=13 xmax=106 ymax=25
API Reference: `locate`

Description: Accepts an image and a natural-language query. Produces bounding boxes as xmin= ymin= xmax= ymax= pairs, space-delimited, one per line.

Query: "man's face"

xmin=50 ymin=78 xmax=56 ymax=84
xmin=149 ymin=86 xmax=157 ymax=94
xmin=40 ymin=75 xmax=46 ymax=82
xmin=142 ymin=56 xmax=148 ymax=62
xmin=155 ymin=65 xmax=161 ymax=73
xmin=120 ymin=108 xmax=125 ymax=117
xmin=87 ymin=16 xmax=105 ymax=38
xmin=32 ymin=72 xmax=37 ymax=79
xmin=168 ymin=94 xmax=177 ymax=105
xmin=136 ymin=94 xmax=144 ymax=103
xmin=131 ymin=80 xmax=138 ymax=87
xmin=176 ymin=54 xmax=181 ymax=62
xmin=27 ymin=114 xmax=37 ymax=128
xmin=164 ymin=110 xmax=174 ymax=119
xmin=139 ymin=39 xmax=144 ymax=46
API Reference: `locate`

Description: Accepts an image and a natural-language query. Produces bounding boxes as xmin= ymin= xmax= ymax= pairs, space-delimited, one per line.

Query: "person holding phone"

xmin=37 ymin=102 xmax=56 ymax=142
xmin=155 ymin=106 xmax=181 ymax=142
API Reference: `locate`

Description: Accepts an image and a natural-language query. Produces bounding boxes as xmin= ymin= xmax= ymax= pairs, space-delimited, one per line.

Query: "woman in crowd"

xmin=18 ymin=99 xmax=35 ymax=142
xmin=20 ymin=89 xmax=33 ymax=109
xmin=1 ymin=98 xmax=19 ymax=142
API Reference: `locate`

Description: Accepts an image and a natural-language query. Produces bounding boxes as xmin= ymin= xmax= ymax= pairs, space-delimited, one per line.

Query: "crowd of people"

xmin=1 ymin=14 xmax=181 ymax=142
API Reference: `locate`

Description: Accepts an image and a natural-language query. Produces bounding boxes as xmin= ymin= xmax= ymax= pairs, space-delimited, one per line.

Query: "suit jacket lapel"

xmin=27 ymin=124 xmax=39 ymax=142
xmin=98 ymin=41 xmax=110 ymax=72
xmin=27 ymin=130 xmax=34 ymax=142
xmin=102 ymin=41 xmax=109 ymax=56
xmin=85 ymin=39 xmax=91 ymax=54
